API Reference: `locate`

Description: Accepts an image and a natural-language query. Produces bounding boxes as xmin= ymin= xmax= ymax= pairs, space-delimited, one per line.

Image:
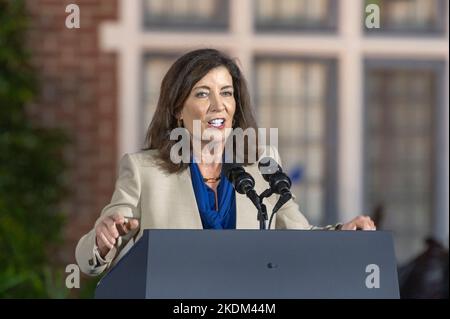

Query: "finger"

xmin=117 ymin=218 xmax=139 ymax=235
xmin=106 ymin=221 xmax=120 ymax=239
xmin=101 ymin=223 xmax=117 ymax=244
xmin=363 ymin=217 xmax=375 ymax=230
xmin=358 ymin=215 xmax=370 ymax=223
xmin=128 ymin=218 xmax=139 ymax=230
xmin=354 ymin=216 xmax=371 ymax=230
xmin=103 ymin=216 xmax=116 ymax=229
xmin=341 ymin=222 xmax=357 ymax=231
xmin=99 ymin=232 xmax=114 ymax=249
xmin=116 ymin=222 xmax=129 ymax=236
xmin=111 ymin=213 xmax=125 ymax=225
xmin=361 ymin=220 xmax=374 ymax=230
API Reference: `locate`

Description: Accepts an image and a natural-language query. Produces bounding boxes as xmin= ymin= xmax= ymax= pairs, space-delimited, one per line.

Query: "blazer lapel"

xmin=236 ymin=192 xmax=260 ymax=229
xmin=178 ymin=168 xmax=203 ymax=229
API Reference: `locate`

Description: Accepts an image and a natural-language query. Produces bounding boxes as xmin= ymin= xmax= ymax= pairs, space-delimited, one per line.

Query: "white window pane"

xmin=365 ymin=67 xmax=436 ymax=263
xmin=173 ymin=0 xmax=191 ymax=17
xmin=144 ymin=0 xmax=227 ymax=29
xmin=393 ymin=104 xmax=407 ymax=128
xmin=256 ymin=62 xmax=274 ymax=108
xmin=411 ymin=170 xmax=428 ymax=190
xmin=306 ymin=145 xmax=323 ymax=181
xmin=143 ymin=56 xmax=174 ymax=134
xmin=280 ymin=146 xmax=305 ymax=207
xmin=307 ymin=63 xmax=326 ymax=101
xmin=255 ymin=58 xmax=333 ymax=224
xmin=146 ymin=0 xmax=166 ymax=15
xmin=410 ymin=137 xmax=428 ymax=163
xmin=409 ymin=76 xmax=429 ymax=97
xmin=281 ymin=146 xmax=302 ymax=173
xmin=307 ymin=106 xmax=324 ymax=140
xmin=256 ymin=0 xmax=275 ymax=21
xmin=307 ymin=0 xmax=327 ymax=21
xmin=306 ymin=185 xmax=323 ymax=224
xmin=258 ymin=106 xmax=272 ymax=130
xmin=290 ymin=107 xmax=305 ymax=140
xmin=368 ymin=104 xmax=382 ymax=129
xmin=277 ymin=106 xmax=297 ymax=139
xmin=390 ymin=0 xmax=414 ymax=25
xmin=196 ymin=0 xmax=215 ymax=18
xmin=255 ymin=0 xmax=335 ymax=30
xmin=279 ymin=62 xmax=303 ymax=106
xmin=288 ymin=106 xmax=301 ymax=139
xmin=279 ymin=0 xmax=301 ymax=20
xmin=367 ymin=0 xmax=444 ymax=33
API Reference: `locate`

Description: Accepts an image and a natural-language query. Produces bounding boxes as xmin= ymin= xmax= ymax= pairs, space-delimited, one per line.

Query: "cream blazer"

xmin=75 ymin=148 xmax=325 ymax=276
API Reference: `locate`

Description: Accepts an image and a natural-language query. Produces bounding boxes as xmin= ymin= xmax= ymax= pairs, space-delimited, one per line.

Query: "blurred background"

xmin=0 ymin=0 xmax=448 ymax=298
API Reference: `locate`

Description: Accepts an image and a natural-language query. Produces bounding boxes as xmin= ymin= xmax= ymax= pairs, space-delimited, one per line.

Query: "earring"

xmin=177 ymin=118 xmax=184 ymax=127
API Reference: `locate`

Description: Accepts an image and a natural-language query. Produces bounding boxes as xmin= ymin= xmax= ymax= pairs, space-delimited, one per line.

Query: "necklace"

xmin=203 ymin=176 xmax=221 ymax=183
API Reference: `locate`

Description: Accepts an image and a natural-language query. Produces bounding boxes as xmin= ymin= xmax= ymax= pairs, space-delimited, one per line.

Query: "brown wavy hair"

xmin=144 ymin=48 xmax=259 ymax=174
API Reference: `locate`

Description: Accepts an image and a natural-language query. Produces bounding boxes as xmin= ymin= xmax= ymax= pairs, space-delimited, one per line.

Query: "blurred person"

xmin=399 ymin=237 xmax=449 ymax=299
xmin=76 ymin=49 xmax=375 ymax=275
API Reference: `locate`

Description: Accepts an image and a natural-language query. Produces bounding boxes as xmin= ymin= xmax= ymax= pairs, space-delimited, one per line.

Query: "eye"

xmin=195 ymin=91 xmax=209 ymax=98
xmin=221 ymin=91 xmax=233 ymax=97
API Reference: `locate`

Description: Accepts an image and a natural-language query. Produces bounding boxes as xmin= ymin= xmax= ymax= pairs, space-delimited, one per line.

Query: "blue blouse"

xmin=189 ymin=162 xmax=236 ymax=229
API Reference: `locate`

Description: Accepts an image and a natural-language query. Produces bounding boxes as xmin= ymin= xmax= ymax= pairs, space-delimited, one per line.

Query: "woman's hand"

xmin=341 ymin=215 xmax=376 ymax=231
xmin=95 ymin=213 xmax=139 ymax=258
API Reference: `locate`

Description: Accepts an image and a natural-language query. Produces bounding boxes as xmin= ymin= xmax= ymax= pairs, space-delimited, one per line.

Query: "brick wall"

xmin=25 ymin=0 xmax=119 ymax=263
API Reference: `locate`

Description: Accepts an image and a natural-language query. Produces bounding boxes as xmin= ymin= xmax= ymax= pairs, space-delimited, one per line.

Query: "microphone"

xmin=258 ymin=157 xmax=292 ymax=198
xmin=258 ymin=157 xmax=293 ymax=229
xmin=222 ymin=162 xmax=262 ymax=211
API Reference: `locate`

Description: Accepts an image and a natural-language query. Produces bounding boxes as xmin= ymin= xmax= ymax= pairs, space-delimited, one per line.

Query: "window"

xmin=143 ymin=0 xmax=229 ymax=31
xmin=254 ymin=0 xmax=337 ymax=32
xmin=141 ymin=55 xmax=177 ymax=134
xmin=364 ymin=0 xmax=447 ymax=35
xmin=255 ymin=57 xmax=337 ymax=225
xmin=364 ymin=62 xmax=441 ymax=262
xmin=106 ymin=1 xmax=447 ymax=251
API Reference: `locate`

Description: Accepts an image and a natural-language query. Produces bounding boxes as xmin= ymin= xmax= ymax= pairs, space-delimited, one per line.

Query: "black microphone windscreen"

xmin=258 ymin=157 xmax=280 ymax=179
xmin=221 ymin=162 xmax=242 ymax=180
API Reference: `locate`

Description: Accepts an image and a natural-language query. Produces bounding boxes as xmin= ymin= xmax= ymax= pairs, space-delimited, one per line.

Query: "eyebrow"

xmin=193 ymin=85 xmax=233 ymax=91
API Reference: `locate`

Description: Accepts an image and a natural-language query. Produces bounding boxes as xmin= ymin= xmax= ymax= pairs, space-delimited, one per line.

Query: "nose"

xmin=208 ymin=91 xmax=225 ymax=113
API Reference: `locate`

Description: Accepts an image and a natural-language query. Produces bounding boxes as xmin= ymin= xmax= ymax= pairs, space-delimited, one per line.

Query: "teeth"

xmin=208 ymin=118 xmax=224 ymax=127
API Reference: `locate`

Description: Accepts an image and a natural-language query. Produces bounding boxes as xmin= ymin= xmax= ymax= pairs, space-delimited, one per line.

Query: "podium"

xmin=95 ymin=229 xmax=399 ymax=299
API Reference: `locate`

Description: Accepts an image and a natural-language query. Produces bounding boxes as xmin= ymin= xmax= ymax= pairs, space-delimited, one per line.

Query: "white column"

xmin=338 ymin=0 xmax=364 ymax=222
xmin=117 ymin=0 xmax=142 ymax=157
xmin=100 ymin=0 xmax=142 ymax=161
xmin=230 ymin=0 xmax=253 ymax=88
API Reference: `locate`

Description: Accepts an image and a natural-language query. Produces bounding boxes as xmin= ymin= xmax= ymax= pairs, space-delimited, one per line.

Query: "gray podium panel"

xmin=95 ymin=229 xmax=399 ymax=299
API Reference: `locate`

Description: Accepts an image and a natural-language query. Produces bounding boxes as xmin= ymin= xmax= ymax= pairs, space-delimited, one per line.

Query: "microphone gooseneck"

xmin=258 ymin=157 xmax=293 ymax=229
xmin=222 ymin=162 xmax=262 ymax=212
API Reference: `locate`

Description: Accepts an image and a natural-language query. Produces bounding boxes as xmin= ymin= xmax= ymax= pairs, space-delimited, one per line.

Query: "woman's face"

xmin=179 ymin=66 xmax=236 ymax=145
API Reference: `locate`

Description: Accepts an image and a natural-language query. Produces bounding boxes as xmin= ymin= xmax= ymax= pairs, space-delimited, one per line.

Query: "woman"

xmin=76 ymin=49 xmax=375 ymax=276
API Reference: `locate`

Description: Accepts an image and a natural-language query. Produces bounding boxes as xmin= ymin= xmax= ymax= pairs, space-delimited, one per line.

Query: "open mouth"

xmin=207 ymin=118 xmax=225 ymax=129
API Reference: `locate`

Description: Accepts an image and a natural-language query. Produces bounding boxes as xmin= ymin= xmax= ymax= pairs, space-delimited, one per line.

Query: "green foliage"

xmin=365 ymin=0 xmax=382 ymax=10
xmin=78 ymin=277 xmax=101 ymax=299
xmin=0 ymin=0 xmax=70 ymax=298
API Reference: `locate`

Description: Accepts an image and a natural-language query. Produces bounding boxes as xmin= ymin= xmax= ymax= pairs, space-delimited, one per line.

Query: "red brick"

xmin=25 ymin=0 xmax=119 ymax=265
